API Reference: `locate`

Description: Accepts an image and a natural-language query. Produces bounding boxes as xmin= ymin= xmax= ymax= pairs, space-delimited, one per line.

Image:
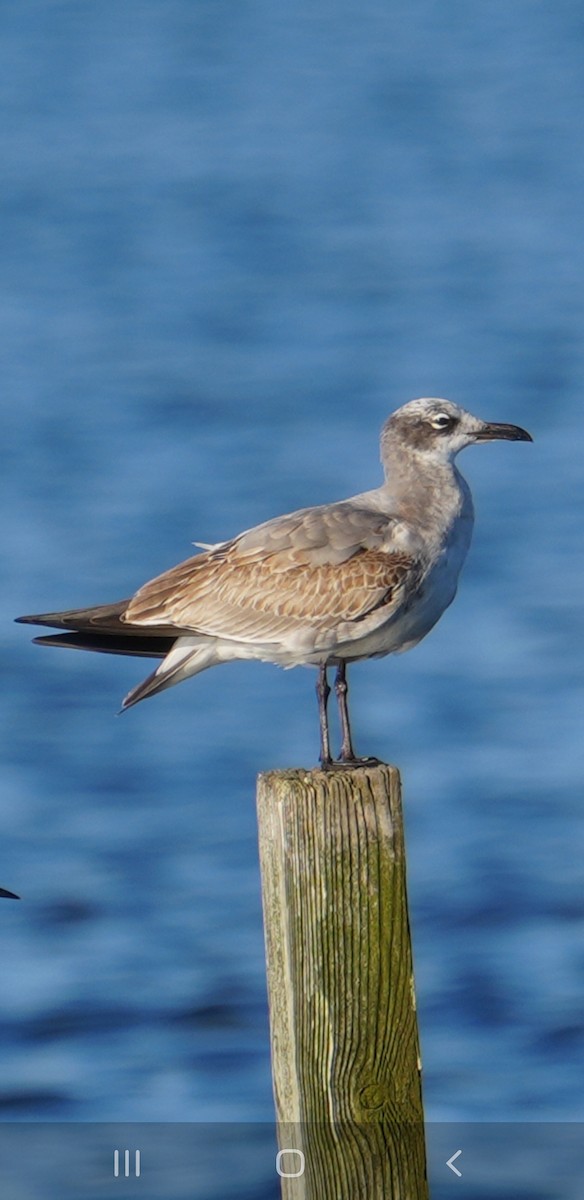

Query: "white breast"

xmin=340 ymin=478 xmax=475 ymax=662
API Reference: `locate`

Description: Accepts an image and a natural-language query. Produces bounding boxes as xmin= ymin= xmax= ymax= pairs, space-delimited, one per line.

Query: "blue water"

xmin=1 ymin=1 xmax=583 ymax=1195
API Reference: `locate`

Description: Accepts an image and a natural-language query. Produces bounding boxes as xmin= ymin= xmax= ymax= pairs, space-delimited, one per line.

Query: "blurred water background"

xmin=1 ymin=1 xmax=583 ymax=1196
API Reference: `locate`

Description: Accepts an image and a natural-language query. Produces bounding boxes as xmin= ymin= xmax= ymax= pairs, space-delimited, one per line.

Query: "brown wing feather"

xmin=123 ymin=543 xmax=418 ymax=643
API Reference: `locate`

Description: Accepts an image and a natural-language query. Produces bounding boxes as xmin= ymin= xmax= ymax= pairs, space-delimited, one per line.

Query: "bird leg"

xmin=335 ymin=661 xmax=356 ymax=762
xmin=316 ymin=664 xmax=332 ymax=766
xmin=318 ymin=661 xmax=381 ymax=770
xmin=334 ymin=662 xmax=381 ymax=768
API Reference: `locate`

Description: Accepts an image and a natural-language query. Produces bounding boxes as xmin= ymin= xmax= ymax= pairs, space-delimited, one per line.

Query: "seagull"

xmin=17 ymin=398 xmax=532 ymax=767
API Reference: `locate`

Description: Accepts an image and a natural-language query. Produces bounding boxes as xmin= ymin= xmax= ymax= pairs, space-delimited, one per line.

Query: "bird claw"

xmin=319 ymin=755 xmax=382 ymax=772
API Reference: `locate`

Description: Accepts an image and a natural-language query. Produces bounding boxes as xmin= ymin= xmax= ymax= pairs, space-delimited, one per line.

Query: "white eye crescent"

xmin=430 ymin=412 xmax=455 ymax=429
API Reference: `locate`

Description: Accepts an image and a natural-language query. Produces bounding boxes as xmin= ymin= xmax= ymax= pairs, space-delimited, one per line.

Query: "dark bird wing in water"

xmin=0 ymin=887 xmax=19 ymax=899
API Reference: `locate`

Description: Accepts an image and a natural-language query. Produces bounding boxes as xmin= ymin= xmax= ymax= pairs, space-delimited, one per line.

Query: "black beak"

xmin=474 ymin=421 xmax=533 ymax=443
xmin=0 ymin=887 xmax=19 ymax=899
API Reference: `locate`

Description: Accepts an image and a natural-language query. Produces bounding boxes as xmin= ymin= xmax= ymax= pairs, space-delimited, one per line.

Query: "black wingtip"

xmin=0 ymin=888 xmax=20 ymax=899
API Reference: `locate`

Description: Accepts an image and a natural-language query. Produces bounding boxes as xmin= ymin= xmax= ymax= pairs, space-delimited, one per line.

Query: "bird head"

xmin=381 ymin=398 xmax=533 ymax=467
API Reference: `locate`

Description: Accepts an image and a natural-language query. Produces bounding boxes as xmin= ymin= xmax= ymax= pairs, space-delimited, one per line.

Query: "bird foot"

xmin=319 ymin=755 xmax=382 ymax=772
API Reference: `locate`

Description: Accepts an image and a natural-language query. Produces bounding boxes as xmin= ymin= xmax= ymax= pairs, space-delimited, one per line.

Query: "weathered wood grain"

xmin=257 ymin=764 xmax=427 ymax=1200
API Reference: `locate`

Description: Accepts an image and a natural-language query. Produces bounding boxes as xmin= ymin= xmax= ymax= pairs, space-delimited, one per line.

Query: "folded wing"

xmin=123 ymin=504 xmax=422 ymax=649
xmin=17 ymin=503 xmax=423 ymax=657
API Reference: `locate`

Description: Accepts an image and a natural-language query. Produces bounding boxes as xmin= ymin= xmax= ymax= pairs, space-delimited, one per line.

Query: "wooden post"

xmin=257 ymin=763 xmax=428 ymax=1200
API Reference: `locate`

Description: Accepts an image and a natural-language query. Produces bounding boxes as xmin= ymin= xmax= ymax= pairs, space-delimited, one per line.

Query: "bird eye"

xmin=430 ymin=412 xmax=456 ymax=430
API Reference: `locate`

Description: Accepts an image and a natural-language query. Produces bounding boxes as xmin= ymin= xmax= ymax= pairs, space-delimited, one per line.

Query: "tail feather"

xmin=16 ymin=600 xmax=131 ymax=633
xmin=122 ymin=639 xmax=219 ymax=710
xmin=17 ymin=605 xmax=221 ymax=711
xmin=32 ymin=632 xmax=172 ymax=659
xmin=16 ymin=601 xmax=191 ymax=638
